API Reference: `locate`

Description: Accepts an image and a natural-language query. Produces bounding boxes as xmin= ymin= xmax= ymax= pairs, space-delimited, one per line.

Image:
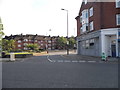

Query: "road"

xmin=2 ymin=52 xmax=118 ymax=88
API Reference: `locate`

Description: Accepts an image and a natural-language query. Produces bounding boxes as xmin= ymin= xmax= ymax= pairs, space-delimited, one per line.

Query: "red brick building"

xmin=76 ymin=0 xmax=120 ymax=57
xmin=4 ymin=34 xmax=60 ymax=51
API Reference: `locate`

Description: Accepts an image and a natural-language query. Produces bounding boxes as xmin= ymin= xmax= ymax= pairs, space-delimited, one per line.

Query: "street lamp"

xmin=49 ymin=29 xmax=52 ymax=50
xmin=61 ymin=8 xmax=69 ymax=55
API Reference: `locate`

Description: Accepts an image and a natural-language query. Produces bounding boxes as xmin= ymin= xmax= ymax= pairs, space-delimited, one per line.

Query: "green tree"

xmin=26 ymin=43 xmax=39 ymax=51
xmin=0 ymin=24 xmax=4 ymax=46
xmin=57 ymin=36 xmax=67 ymax=49
xmin=68 ymin=36 xmax=76 ymax=49
xmin=2 ymin=39 xmax=15 ymax=52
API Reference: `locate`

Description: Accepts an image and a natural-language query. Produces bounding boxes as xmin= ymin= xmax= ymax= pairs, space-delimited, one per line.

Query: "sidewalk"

xmin=63 ymin=54 xmax=119 ymax=63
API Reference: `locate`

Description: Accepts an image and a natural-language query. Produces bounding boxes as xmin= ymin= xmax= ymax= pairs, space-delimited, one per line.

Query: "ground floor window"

xmin=116 ymin=14 xmax=120 ymax=25
xmin=81 ymin=38 xmax=95 ymax=49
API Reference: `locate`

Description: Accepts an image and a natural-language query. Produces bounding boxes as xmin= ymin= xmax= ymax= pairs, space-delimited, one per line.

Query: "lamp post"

xmin=49 ymin=29 xmax=52 ymax=50
xmin=61 ymin=8 xmax=69 ymax=55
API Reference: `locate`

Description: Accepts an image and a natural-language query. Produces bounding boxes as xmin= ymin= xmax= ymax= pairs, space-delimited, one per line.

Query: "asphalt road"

xmin=2 ymin=54 xmax=118 ymax=88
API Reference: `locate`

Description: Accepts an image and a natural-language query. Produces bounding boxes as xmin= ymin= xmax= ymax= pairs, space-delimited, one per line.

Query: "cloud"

xmin=0 ymin=0 xmax=82 ymax=36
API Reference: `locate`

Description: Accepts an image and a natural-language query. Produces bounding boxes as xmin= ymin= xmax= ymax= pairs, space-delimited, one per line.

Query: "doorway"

xmin=111 ymin=44 xmax=116 ymax=57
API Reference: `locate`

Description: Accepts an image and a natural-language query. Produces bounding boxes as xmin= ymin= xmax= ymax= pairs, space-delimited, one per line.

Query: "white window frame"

xmin=116 ymin=0 xmax=120 ymax=8
xmin=116 ymin=14 xmax=120 ymax=25
xmin=35 ymin=40 xmax=37 ymax=42
xmin=84 ymin=0 xmax=87 ymax=4
xmin=80 ymin=16 xmax=82 ymax=23
xmin=24 ymin=47 xmax=27 ymax=50
xmin=48 ymin=40 xmax=51 ymax=43
xmin=85 ymin=40 xmax=89 ymax=49
xmin=89 ymin=7 xmax=93 ymax=17
xmin=24 ymin=43 xmax=28 ymax=46
xmin=82 ymin=23 xmax=88 ymax=32
xmin=90 ymin=21 xmax=94 ymax=31
xmin=24 ymin=39 xmax=28 ymax=42
xmin=18 ymin=45 xmax=21 ymax=47
xmin=18 ymin=40 xmax=21 ymax=43
xmin=80 ymin=27 xmax=83 ymax=34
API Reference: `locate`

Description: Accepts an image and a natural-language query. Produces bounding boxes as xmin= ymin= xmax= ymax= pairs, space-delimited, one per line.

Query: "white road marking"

xmin=72 ymin=61 xmax=78 ymax=62
xmin=87 ymin=61 xmax=96 ymax=63
xmin=47 ymin=55 xmax=99 ymax=63
xmin=57 ymin=60 xmax=64 ymax=62
xmin=47 ymin=55 xmax=53 ymax=62
xmin=78 ymin=61 xmax=86 ymax=63
xmin=64 ymin=60 xmax=71 ymax=62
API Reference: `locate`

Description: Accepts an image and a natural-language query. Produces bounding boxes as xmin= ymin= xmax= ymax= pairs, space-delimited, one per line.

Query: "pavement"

xmin=0 ymin=50 xmax=119 ymax=63
xmin=62 ymin=54 xmax=119 ymax=63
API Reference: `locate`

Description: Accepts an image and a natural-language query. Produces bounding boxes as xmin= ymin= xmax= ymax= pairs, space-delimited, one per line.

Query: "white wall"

xmin=101 ymin=28 xmax=118 ymax=57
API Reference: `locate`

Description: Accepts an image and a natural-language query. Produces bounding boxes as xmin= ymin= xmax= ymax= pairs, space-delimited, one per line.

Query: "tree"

xmin=26 ymin=43 xmax=39 ymax=51
xmin=57 ymin=36 xmax=67 ymax=49
xmin=0 ymin=17 xmax=5 ymax=57
xmin=68 ymin=36 xmax=76 ymax=49
xmin=2 ymin=39 xmax=16 ymax=52
xmin=0 ymin=22 xmax=4 ymax=47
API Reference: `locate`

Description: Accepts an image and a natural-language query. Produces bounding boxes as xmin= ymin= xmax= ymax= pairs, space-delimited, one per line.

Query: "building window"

xmin=82 ymin=9 xmax=88 ymax=22
xmin=80 ymin=27 xmax=83 ymax=34
xmin=18 ymin=45 xmax=21 ymax=47
xmin=80 ymin=16 xmax=82 ymax=23
xmin=89 ymin=39 xmax=95 ymax=46
xmin=35 ymin=40 xmax=37 ymax=42
xmin=116 ymin=14 xmax=120 ymax=25
xmin=18 ymin=40 xmax=21 ymax=43
xmin=85 ymin=40 xmax=89 ymax=49
xmin=24 ymin=43 xmax=28 ymax=46
xmin=48 ymin=44 xmax=51 ymax=46
xmin=89 ymin=7 xmax=93 ymax=17
xmin=82 ymin=41 xmax=85 ymax=48
xmin=116 ymin=0 xmax=120 ymax=8
xmin=90 ymin=21 xmax=94 ymax=31
xmin=48 ymin=40 xmax=51 ymax=43
xmin=82 ymin=23 xmax=88 ymax=32
xmin=24 ymin=47 xmax=27 ymax=50
xmin=81 ymin=9 xmax=89 ymax=33
xmin=24 ymin=39 xmax=28 ymax=42
xmin=84 ymin=0 xmax=87 ymax=4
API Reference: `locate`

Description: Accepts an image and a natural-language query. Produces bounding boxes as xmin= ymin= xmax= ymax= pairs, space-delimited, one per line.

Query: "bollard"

xmin=10 ymin=53 xmax=15 ymax=61
xmin=101 ymin=52 xmax=107 ymax=61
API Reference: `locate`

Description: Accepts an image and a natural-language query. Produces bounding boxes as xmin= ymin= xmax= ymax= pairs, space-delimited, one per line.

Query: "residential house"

xmin=75 ymin=0 xmax=120 ymax=57
xmin=4 ymin=34 xmax=60 ymax=51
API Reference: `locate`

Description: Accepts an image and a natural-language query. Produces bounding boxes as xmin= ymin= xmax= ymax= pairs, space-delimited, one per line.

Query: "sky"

xmin=0 ymin=0 xmax=82 ymax=37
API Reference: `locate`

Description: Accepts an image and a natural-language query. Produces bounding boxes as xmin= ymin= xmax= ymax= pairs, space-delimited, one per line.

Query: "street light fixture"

xmin=61 ymin=8 xmax=69 ymax=55
xmin=49 ymin=29 xmax=52 ymax=50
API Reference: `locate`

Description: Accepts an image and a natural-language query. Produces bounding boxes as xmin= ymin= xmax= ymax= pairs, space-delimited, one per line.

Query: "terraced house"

xmin=76 ymin=0 xmax=120 ymax=57
xmin=4 ymin=34 xmax=60 ymax=51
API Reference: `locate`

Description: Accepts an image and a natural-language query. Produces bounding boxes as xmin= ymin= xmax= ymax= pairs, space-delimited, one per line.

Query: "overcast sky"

xmin=0 ymin=0 xmax=82 ymax=37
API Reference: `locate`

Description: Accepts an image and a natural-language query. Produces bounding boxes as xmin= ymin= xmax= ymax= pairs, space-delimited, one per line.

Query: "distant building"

xmin=76 ymin=1 xmax=120 ymax=57
xmin=4 ymin=34 xmax=61 ymax=51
